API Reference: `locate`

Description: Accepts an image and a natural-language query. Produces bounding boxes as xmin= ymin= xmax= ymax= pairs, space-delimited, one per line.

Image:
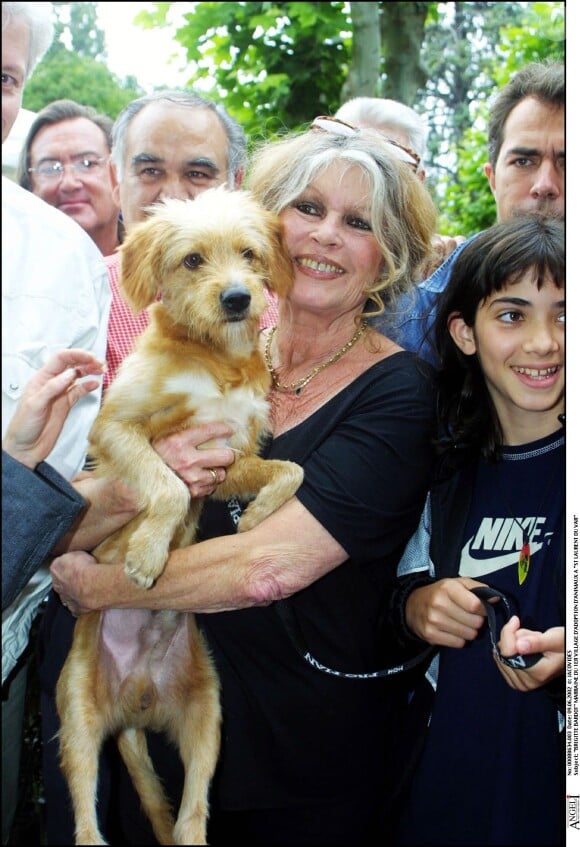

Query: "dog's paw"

xmin=125 ymin=540 xmax=169 ymax=589
xmin=237 ymin=461 xmax=304 ymax=532
xmin=124 ymin=563 xmax=158 ymax=590
xmin=173 ymin=819 xmax=207 ymax=846
xmin=236 ymin=506 xmax=260 ymax=533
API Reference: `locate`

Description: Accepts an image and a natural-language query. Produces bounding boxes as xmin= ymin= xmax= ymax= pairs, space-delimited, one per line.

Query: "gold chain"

xmin=264 ymin=321 xmax=368 ymax=395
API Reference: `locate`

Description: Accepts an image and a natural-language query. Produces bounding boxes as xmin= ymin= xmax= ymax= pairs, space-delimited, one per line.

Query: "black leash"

xmin=275 ymin=599 xmax=434 ymax=680
xmin=276 ymin=585 xmax=542 ymax=680
xmin=470 ymin=586 xmax=542 ymax=669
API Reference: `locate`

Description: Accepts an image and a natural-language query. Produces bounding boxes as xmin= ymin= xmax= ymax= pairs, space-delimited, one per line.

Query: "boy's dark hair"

xmin=17 ymin=99 xmax=114 ymax=191
xmin=434 ymin=215 xmax=565 ymax=461
xmin=487 ymin=60 xmax=564 ymax=170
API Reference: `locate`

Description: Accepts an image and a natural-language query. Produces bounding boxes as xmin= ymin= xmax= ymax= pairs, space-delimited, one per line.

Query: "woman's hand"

xmin=153 ymin=422 xmax=236 ymax=498
xmin=405 ymin=576 xmax=487 ymax=648
xmin=3 ymin=348 xmax=105 ymax=469
xmin=51 ymin=551 xmax=103 ymax=616
xmin=494 ymin=617 xmax=564 ymax=691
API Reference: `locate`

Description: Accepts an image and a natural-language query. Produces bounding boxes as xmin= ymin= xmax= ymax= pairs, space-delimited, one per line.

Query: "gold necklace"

xmin=264 ymin=321 xmax=368 ymax=395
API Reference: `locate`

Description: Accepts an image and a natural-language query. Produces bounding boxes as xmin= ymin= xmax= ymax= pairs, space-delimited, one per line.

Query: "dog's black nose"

xmin=220 ymin=287 xmax=251 ymax=317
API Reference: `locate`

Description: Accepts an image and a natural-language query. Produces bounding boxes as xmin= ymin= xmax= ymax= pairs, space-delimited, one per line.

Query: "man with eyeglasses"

xmin=18 ymin=99 xmax=122 ymax=257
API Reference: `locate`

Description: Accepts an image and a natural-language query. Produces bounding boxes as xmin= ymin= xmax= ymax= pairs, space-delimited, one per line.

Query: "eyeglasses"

xmin=310 ymin=115 xmax=421 ymax=172
xmin=27 ymin=156 xmax=107 ymax=181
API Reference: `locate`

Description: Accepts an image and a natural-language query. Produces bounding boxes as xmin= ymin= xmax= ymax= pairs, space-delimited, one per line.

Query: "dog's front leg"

xmin=92 ymin=420 xmax=192 ymax=587
xmin=215 ymin=455 xmax=303 ymax=532
xmin=122 ymin=466 xmax=190 ymax=587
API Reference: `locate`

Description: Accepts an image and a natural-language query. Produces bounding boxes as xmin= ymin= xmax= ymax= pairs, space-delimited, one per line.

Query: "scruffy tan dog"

xmin=56 ymin=188 xmax=303 ymax=845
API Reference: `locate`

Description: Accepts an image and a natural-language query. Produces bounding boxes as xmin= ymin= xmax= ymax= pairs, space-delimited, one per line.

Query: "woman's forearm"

xmin=73 ymin=533 xmax=259 ymax=613
xmin=51 ymin=499 xmax=347 ymax=615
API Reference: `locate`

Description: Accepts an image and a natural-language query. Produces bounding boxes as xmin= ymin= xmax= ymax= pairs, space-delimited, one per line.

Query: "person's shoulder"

xmin=375 ymin=350 xmax=436 ymax=383
xmin=2 ymin=177 xmax=102 ymax=258
xmin=357 ymin=351 xmax=436 ymax=408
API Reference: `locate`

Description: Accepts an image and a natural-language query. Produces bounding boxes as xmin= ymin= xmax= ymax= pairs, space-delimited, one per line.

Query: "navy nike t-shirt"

xmin=397 ymin=430 xmax=564 ymax=847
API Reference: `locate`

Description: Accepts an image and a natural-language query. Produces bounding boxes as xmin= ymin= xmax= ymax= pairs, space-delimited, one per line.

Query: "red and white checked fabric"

xmin=103 ymin=253 xmax=150 ymax=392
xmin=260 ymin=287 xmax=279 ymax=330
xmin=103 ymin=253 xmax=279 ymax=392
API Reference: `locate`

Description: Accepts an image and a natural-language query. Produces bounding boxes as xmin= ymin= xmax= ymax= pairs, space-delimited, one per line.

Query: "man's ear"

xmin=448 ymin=311 xmax=477 ymax=356
xmin=110 ymin=159 xmax=121 ymax=206
xmin=233 ymin=168 xmax=245 ymax=190
xmin=484 ymin=161 xmax=496 ymax=196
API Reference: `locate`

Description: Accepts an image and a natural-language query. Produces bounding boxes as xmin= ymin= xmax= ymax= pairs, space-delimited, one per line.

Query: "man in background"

xmin=373 ymin=60 xmax=564 ymax=365
xmin=17 ymin=99 xmax=122 ymax=256
xmin=101 ymin=89 xmax=279 ymax=390
xmin=335 ymin=96 xmax=429 ymax=181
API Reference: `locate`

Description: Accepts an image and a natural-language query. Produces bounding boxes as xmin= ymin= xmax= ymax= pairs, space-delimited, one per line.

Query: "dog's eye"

xmin=183 ymin=253 xmax=203 ymax=269
xmin=242 ymin=249 xmax=255 ymax=261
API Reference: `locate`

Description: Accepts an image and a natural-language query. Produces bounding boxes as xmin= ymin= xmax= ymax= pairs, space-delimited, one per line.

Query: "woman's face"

xmin=279 ymin=161 xmax=383 ymax=316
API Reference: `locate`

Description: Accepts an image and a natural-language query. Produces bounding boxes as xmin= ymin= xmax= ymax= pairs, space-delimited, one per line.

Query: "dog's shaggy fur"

xmin=56 ymin=189 xmax=303 ymax=845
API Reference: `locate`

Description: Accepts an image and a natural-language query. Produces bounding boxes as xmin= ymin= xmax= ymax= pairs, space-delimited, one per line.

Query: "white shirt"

xmin=2 ymin=177 xmax=111 ymax=683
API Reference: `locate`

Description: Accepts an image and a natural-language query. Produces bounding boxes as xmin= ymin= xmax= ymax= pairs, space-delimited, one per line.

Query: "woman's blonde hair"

xmin=247 ymin=127 xmax=438 ymax=318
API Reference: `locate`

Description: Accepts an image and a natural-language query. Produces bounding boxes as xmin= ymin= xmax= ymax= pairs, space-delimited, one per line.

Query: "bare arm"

xmin=50 ymin=496 xmax=347 ymax=615
xmin=53 ymin=473 xmax=140 ymax=554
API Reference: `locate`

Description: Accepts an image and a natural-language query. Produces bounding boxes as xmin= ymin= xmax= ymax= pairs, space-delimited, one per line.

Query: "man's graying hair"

xmin=1 ymin=2 xmax=54 ymax=81
xmin=17 ymin=99 xmax=114 ymax=191
xmin=487 ymin=60 xmax=564 ymax=169
xmin=335 ymin=97 xmax=428 ymax=169
xmin=111 ymin=90 xmax=247 ymax=186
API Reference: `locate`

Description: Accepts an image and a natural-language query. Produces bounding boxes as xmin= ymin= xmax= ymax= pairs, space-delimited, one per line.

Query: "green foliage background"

xmin=21 ymin=1 xmax=564 ymax=238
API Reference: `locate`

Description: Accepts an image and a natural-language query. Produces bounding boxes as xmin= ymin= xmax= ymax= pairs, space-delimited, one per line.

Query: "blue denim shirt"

xmin=2 ymin=455 xmax=85 ymax=615
xmin=372 ymin=237 xmax=474 ymax=367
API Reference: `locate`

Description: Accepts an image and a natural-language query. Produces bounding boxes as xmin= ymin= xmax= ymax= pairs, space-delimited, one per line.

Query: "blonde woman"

xmin=51 ymin=119 xmax=439 ymax=845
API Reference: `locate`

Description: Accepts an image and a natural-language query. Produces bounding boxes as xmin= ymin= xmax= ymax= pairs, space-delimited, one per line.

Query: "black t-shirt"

xmin=193 ymin=352 xmax=436 ymax=810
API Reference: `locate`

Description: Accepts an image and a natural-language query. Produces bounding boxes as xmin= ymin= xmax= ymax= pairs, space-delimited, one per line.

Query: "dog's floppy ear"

xmin=118 ymin=215 xmax=172 ymax=314
xmin=262 ymin=212 xmax=295 ymax=300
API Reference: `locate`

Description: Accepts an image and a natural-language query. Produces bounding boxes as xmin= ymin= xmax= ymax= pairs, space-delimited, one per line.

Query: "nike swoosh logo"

xmin=459 ymin=541 xmax=542 ymax=578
